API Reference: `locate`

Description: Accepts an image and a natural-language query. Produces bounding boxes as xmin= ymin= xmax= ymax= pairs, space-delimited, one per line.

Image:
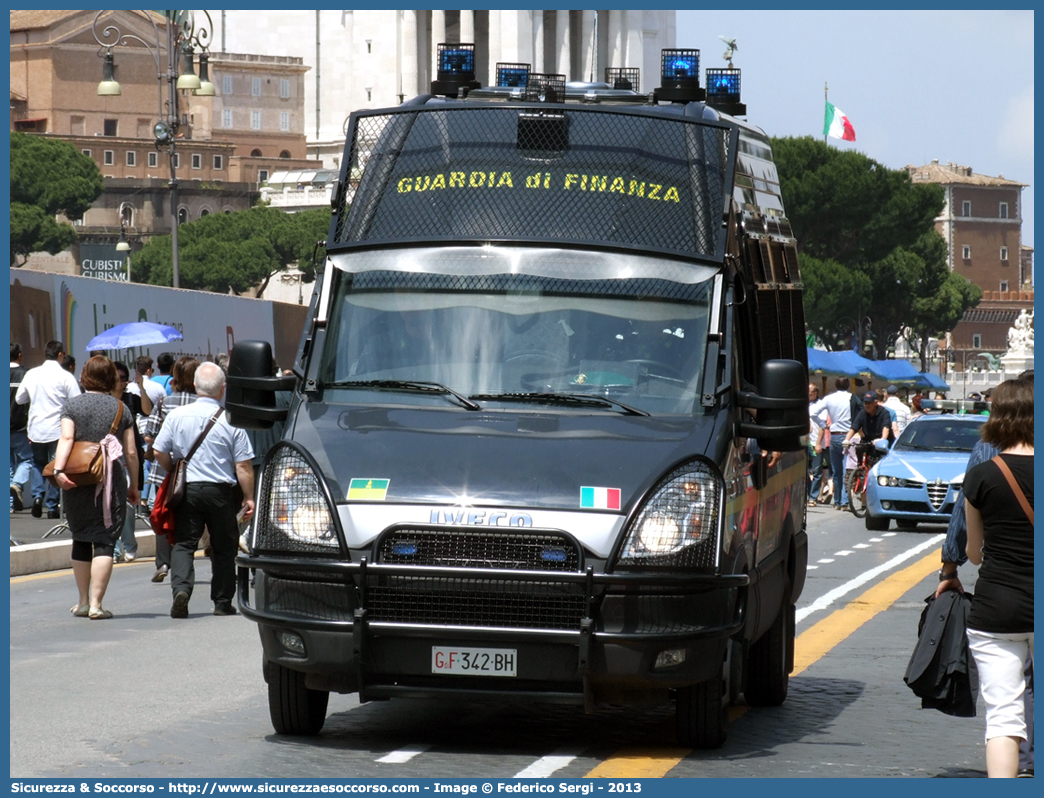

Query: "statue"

xmin=1006 ymin=309 xmax=1034 ymax=355
xmin=718 ymin=35 xmax=737 ymax=68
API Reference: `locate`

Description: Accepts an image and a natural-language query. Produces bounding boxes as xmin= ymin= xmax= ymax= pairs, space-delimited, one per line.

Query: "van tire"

xmin=675 ymin=673 xmax=727 ymax=748
xmin=745 ymin=578 xmax=792 ymax=707
xmin=268 ymin=661 xmax=329 ymax=735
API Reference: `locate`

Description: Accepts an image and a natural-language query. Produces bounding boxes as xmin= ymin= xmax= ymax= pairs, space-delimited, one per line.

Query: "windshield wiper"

xmin=325 ymin=380 xmax=481 ymax=411
xmin=469 ymin=392 xmax=650 ymax=417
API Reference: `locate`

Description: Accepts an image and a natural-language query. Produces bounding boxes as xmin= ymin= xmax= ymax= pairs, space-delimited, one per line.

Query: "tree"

xmin=133 ymin=205 xmax=329 ymax=294
xmin=10 ymin=132 xmax=104 ymax=266
xmin=770 ymin=135 xmax=978 ymax=354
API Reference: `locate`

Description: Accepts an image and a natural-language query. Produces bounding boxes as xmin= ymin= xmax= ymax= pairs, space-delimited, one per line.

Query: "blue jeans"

xmin=30 ymin=439 xmax=60 ymax=512
xmin=829 ymin=435 xmax=848 ymax=507
xmin=809 ymin=447 xmax=826 ymax=499
xmin=10 ymin=430 xmax=37 ymax=493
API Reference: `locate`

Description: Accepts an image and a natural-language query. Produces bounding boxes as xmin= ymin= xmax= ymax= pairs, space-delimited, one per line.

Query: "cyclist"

xmin=843 ymin=390 xmax=895 ymax=467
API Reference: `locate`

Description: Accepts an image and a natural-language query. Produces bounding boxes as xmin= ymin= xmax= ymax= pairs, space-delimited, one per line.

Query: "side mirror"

xmin=226 ymin=340 xmax=295 ymax=429
xmin=735 ymin=359 xmax=808 ymax=452
xmin=874 ymin=438 xmax=890 ymax=454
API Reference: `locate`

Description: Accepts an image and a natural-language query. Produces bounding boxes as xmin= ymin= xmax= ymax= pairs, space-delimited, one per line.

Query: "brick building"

xmin=9 ymin=9 xmax=317 ymax=275
xmin=906 ymin=160 xmax=1032 ymax=365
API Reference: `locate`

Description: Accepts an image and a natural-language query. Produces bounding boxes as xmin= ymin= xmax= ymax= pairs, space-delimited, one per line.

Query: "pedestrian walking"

xmin=112 ymin=362 xmax=147 ymax=563
xmin=10 ymin=343 xmax=37 ymax=513
xmin=883 ymin=384 xmax=911 ymax=437
xmin=963 ymin=377 xmax=1034 ymax=778
xmin=51 ymin=356 xmax=138 ymax=620
xmin=143 ymin=356 xmax=200 ymax=582
xmin=153 ymin=352 xmax=175 ymax=395
xmin=807 ymin=383 xmax=828 ymax=507
xmin=14 ymin=340 xmax=81 ymax=519
xmin=152 ymin=363 xmax=254 ymax=618
xmin=810 ymin=377 xmax=855 ymax=510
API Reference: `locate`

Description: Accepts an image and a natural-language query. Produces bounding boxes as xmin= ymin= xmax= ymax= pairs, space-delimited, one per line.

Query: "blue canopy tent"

xmin=806 ymin=348 xmax=875 ymax=378
xmin=807 ymin=348 xmax=950 ymax=392
xmin=917 ymin=372 xmax=951 ymax=392
xmin=865 ymin=358 xmax=923 ymax=385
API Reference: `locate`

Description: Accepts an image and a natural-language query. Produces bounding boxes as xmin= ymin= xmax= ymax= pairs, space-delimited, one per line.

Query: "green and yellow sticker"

xmin=347 ymin=478 xmax=390 ymax=501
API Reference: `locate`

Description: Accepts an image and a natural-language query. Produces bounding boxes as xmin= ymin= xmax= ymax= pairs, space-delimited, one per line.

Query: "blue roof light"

xmin=439 ymin=46 xmax=475 ymax=76
xmin=707 ymin=70 xmax=740 ymax=98
xmin=496 ymin=62 xmax=530 ymax=88
xmin=661 ymin=49 xmax=700 ymax=83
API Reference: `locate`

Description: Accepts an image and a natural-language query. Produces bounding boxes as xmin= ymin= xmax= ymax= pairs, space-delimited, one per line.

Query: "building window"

xmin=178 ymin=208 xmax=188 ymax=224
xmin=148 ymin=152 xmax=158 ymax=168
xmin=213 ymin=155 xmax=223 ymax=170
xmin=223 ymin=75 xmax=233 ymax=94
xmin=103 ymin=150 xmax=115 ymax=166
xmin=126 ymin=151 xmax=136 ymax=167
xmin=1000 ymin=281 xmax=1009 ymax=293
xmin=258 ymin=169 xmax=269 ymax=183
xmin=251 ymin=148 xmax=263 ymax=157
xmin=172 ymin=153 xmax=180 ymax=169
xmin=962 ymin=245 xmax=971 ymax=260
xmin=279 ymin=150 xmax=291 ymax=158
xmin=280 ymin=78 xmax=290 ymax=98
xmin=252 ymin=77 xmax=261 ymax=96
xmin=222 ymin=108 xmax=233 ymax=129
xmin=191 ymin=153 xmax=202 ymax=170
xmin=961 ymin=200 xmax=971 ymax=217
xmin=103 ymin=118 xmax=118 ymax=136
xmin=366 ymin=87 xmax=372 ymax=101
xmin=999 ymin=202 xmax=1009 ymax=219
xmin=366 ymin=39 xmax=372 ymax=53
xmin=251 ymin=110 xmax=262 ymax=130
xmin=1000 ymin=246 xmax=1009 ymax=261
xmin=280 ymin=111 xmax=290 ymax=132
xmin=972 ymin=334 xmax=982 ymax=349
xmin=81 ymin=149 xmax=91 ymax=158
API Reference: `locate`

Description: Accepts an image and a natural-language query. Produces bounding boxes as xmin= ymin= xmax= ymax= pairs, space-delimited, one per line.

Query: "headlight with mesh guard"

xmin=255 ymin=445 xmax=340 ymax=552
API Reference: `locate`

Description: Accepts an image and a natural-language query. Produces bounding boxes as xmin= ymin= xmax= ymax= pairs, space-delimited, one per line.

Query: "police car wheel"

xmin=865 ymin=514 xmax=890 ymax=531
xmin=745 ymin=577 xmax=791 ymax=707
xmin=675 ymin=672 xmax=727 ymax=749
xmin=267 ymin=661 xmax=329 ymax=736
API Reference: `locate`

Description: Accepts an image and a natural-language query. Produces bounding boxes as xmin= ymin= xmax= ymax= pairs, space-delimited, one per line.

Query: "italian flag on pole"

xmin=824 ymin=101 xmax=856 ymax=142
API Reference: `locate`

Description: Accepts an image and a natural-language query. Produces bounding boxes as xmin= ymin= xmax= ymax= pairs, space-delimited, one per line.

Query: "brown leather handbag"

xmin=43 ymin=402 xmax=124 ymax=488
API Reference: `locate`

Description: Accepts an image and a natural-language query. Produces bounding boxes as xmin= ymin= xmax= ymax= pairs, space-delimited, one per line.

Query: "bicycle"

xmin=844 ymin=440 xmax=884 ymax=518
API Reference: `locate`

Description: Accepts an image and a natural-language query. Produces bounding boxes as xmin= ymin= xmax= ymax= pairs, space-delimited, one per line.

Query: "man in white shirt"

xmin=883 ymin=384 xmax=911 ymax=438
xmin=808 ymin=383 xmax=829 ymax=505
xmin=809 ymin=376 xmax=856 ymax=510
xmin=14 ymin=340 xmax=81 ymax=518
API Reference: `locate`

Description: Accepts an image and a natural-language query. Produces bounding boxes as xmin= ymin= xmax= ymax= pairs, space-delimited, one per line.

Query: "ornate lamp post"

xmin=92 ymin=10 xmax=214 ymax=289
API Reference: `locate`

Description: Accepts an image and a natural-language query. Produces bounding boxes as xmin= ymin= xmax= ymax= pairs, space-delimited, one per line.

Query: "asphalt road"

xmin=9 ymin=506 xmax=989 ymax=778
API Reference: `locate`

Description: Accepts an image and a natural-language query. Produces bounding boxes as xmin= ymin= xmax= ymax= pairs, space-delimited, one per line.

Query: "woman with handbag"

xmin=50 ymin=356 xmax=138 ymax=620
xmin=964 ymin=376 xmax=1034 ymax=777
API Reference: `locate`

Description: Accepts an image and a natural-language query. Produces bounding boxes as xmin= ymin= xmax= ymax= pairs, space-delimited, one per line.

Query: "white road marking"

xmin=868 ymin=537 xmax=884 ymax=542
xmin=834 ymin=550 xmax=853 ymax=556
xmin=854 ymin=543 xmax=870 ymax=549
xmin=376 ymin=744 xmax=430 ymax=763
xmin=806 ymin=565 xmax=818 ymax=570
xmin=797 ymin=533 xmax=945 ymax=624
xmin=817 ymin=558 xmax=835 ymax=564
xmin=883 ymin=532 xmax=897 ymax=537
xmin=514 ymin=749 xmax=579 ymax=778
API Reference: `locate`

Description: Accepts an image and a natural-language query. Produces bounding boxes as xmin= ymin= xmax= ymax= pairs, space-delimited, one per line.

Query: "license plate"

xmin=431 ymin=646 xmax=517 ymax=677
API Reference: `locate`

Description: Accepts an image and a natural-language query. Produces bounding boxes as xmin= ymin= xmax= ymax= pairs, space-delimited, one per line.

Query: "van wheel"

xmin=865 ymin=514 xmax=890 ymax=531
xmin=745 ymin=579 xmax=792 ymax=707
xmin=267 ymin=661 xmax=329 ymax=735
xmin=675 ymin=672 xmax=727 ymax=748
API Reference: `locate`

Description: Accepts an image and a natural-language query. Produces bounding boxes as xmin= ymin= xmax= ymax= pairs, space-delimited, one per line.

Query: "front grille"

xmin=367 ymin=577 xmax=586 ymax=630
xmin=376 ymin=527 xmax=581 ymax=571
xmin=369 ymin=527 xmax=585 ymax=629
xmin=927 ymin=483 xmax=949 ymax=510
xmin=262 ymin=576 xmax=352 ymax=621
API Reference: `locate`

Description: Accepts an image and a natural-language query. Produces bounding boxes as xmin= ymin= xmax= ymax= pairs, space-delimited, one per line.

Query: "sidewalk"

xmin=9 ymin=508 xmax=158 ymax=577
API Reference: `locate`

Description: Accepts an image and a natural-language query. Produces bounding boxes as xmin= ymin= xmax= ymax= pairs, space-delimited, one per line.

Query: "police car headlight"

xmin=616 ymin=461 xmax=721 ymax=570
xmin=255 ymin=445 xmax=340 ymax=553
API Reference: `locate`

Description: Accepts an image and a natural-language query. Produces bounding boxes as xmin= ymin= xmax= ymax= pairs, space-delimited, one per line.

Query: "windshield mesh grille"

xmin=334 ymin=106 xmax=732 ymax=261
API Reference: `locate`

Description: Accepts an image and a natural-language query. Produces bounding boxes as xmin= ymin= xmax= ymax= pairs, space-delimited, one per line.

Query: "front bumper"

xmin=867 ymin=482 xmax=958 ymax=524
xmin=237 ymin=554 xmax=747 ymax=708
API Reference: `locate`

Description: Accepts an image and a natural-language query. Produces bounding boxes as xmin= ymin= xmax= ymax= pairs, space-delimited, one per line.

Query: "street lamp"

xmin=92 ymin=10 xmax=213 ymax=289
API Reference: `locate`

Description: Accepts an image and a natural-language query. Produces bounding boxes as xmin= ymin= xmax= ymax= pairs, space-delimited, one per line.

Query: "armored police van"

xmin=227 ymin=47 xmax=809 ymax=749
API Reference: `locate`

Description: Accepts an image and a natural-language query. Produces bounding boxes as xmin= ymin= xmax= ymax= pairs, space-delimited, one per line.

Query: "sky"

xmin=676 ymin=10 xmax=1035 ymax=250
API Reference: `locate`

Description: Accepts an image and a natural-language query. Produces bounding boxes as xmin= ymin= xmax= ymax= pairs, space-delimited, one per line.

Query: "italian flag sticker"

xmin=348 ymin=478 xmax=390 ymax=501
xmin=580 ymin=486 xmax=621 ymax=510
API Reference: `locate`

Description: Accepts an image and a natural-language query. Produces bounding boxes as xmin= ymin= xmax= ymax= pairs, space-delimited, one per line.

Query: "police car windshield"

xmin=894 ymin=417 xmax=986 ymax=452
xmin=321 ymin=247 xmax=714 ymax=416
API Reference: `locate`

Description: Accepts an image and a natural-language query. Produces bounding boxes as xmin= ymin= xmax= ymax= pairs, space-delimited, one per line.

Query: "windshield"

xmin=895 ymin=418 xmax=985 ymax=452
xmin=320 ymin=248 xmax=715 ymax=416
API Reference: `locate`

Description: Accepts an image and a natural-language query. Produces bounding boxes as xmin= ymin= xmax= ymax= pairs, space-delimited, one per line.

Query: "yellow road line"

xmin=586 ymin=548 xmax=941 ymax=777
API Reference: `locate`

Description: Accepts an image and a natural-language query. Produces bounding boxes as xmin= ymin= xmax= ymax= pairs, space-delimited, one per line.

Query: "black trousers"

xmin=170 ymin=482 xmax=239 ymax=606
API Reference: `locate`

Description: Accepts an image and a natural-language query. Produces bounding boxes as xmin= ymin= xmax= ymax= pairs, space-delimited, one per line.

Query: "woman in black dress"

xmin=52 ymin=356 xmax=138 ymax=619
xmin=964 ymin=376 xmax=1034 ymax=777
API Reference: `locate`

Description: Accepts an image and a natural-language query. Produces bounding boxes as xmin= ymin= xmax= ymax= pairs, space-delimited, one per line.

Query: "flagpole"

xmin=824 ymin=82 xmax=828 ymax=144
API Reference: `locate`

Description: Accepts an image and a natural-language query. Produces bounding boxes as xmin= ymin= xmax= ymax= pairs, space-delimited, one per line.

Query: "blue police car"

xmin=865 ymin=412 xmax=987 ymax=531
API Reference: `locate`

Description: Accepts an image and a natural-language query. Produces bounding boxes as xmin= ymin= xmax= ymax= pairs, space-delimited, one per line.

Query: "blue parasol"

xmin=84 ymin=322 xmax=183 ymax=352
